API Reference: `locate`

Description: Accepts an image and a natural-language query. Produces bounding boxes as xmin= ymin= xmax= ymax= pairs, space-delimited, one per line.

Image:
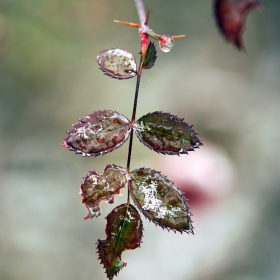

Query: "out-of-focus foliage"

xmin=214 ymin=0 xmax=263 ymax=49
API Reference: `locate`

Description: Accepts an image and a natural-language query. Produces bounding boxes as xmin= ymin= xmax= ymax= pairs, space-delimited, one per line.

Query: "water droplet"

xmin=159 ymin=35 xmax=174 ymax=52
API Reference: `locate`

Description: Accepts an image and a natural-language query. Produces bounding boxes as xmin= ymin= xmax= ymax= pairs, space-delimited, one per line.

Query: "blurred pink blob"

xmin=157 ymin=142 xmax=235 ymax=209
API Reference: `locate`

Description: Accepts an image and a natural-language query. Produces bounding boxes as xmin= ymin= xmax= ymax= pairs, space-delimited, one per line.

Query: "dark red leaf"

xmin=80 ymin=165 xmax=128 ymax=219
xmin=97 ymin=204 xmax=143 ymax=279
xmin=62 ymin=110 xmax=132 ymax=157
xmin=214 ymin=0 xmax=263 ymax=49
xmin=130 ymin=168 xmax=194 ymax=233
xmin=134 ymin=111 xmax=203 ymax=155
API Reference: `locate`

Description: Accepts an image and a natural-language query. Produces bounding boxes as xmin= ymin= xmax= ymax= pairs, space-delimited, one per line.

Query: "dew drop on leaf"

xmin=63 ymin=110 xmax=132 ymax=157
xmin=97 ymin=48 xmax=137 ymax=79
xmin=159 ymin=35 xmax=174 ymax=52
xmin=130 ymin=168 xmax=194 ymax=233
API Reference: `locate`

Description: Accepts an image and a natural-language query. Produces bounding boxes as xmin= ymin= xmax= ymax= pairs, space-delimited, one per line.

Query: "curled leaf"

xmin=97 ymin=204 xmax=143 ymax=279
xmin=133 ymin=111 xmax=203 ymax=155
xmin=80 ymin=164 xmax=128 ymax=219
xmin=142 ymin=42 xmax=157 ymax=69
xmin=214 ymin=0 xmax=263 ymax=49
xmin=130 ymin=168 xmax=193 ymax=233
xmin=97 ymin=48 xmax=137 ymax=79
xmin=62 ymin=110 xmax=132 ymax=157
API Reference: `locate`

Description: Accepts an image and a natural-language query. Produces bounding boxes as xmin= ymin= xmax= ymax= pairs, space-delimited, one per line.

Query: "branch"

xmin=133 ymin=0 xmax=146 ymax=23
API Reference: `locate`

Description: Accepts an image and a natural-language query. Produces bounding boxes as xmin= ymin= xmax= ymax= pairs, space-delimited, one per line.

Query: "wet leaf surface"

xmin=63 ymin=110 xmax=132 ymax=157
xmin=97 ymin=204 xmax=143 ymax=279
xmin=142 ymin=42 xmax=157 ymax=69
xmin=130 ymin=168 xmax=193 ymax=233
xmin=134 ymin=111 xmax=203 ymax=155
xmin=80 ymin=165 xmax=128 ymax=219
xmin=214 ymin=0 xmax=263 ymax=49
xmin=97 ymin=48 xmax=137 ymax=79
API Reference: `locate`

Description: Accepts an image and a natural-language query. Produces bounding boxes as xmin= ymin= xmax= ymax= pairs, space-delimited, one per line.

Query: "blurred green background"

xmin=1 ymin=0 xmax=280 ymax=279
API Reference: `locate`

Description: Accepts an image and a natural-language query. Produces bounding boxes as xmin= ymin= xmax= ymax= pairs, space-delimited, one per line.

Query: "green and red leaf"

xmin=142 ymin=42 xmax=157 ymax=69
xmin=80 ymin=165 xmax=128 ymax=219
xmin=97 ymin=48 xmax=137 ymax=79
xmin=97 ymin=204 xmax=143 ymax=279
xmin=130 ymin=168 xmax=193 ymax=233
xmin=133 ymin=111 xmax=203 ymax=155
xmin=62 ymin=110 xmax=132 ymax=157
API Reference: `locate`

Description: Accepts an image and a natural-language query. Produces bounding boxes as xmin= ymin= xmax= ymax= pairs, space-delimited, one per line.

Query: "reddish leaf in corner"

xmin=97 ymin=204 xmax=143 ymax=279
xmin=97 ymin=48 xmax=137 ymax=79
xmin=214 ymin=0 xmax=263 ymax=49
xmin=130 ymin=168 xmax=193 ymax=233
xmin=133 ymin=111 xmax=203 ymax=155
xmin=62 ymin=110 xmax=132 ymax=157
xmin=80 ymin=165 xmax=128 ymax=219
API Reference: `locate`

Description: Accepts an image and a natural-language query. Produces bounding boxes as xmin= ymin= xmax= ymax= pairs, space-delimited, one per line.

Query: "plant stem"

xmin=131 ymin=62 xmax=143 ymax=123
xmin=133 ymin=0 xmax=146 ymax=23
xmin=126 ymin=59 xmax=143 ymax=203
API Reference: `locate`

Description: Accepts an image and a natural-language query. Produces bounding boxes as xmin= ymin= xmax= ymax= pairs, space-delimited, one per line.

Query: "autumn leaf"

xmin=133 ymin=111 xmax=203 ymax=155
xmin=130 ymin=168 xmax=193 ymax=233
xmin=214 ymin=0 xmax=263 ymax=49
xmin=97 ymin=204 xmax=143 ymax=279
xmin=62 ymin=110 xmax=132 ymax=157
xmin=97 ymin=48 xmax=137 ymax=79
xmin=80 ymin=165 xmax=128 ymax=219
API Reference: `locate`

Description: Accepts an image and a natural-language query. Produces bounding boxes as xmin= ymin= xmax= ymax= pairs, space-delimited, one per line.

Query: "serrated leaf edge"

xmin=80 ymin=164 xmax=128 ymax=219
xmin=129 ymin=168 xmax=194 ymax=234
xmin=97 ymin=48 xmax=137 ymax=80
xmin=142 ymin=41 xmax=157 ymax=70
xmin=133 ymin=111 xmax=204 ymax=156
xmin=96 ymin=203 xmax=144 ymax=279
xmin=62 ymin=109 xmax=132 ymax=157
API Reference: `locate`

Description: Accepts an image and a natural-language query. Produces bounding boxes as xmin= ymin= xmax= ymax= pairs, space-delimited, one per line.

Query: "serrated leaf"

xmin=214 ymin=0 xmax=263 ymax=50
xmin=133 ymin=111 xmax=203 ymax=155
xmin=62 ymin=110 xmax=132 ymax=157
xmin=97 ymin=203 xmax=143 ymax=279
xmin=142 ymin=42 xmax=157 ymax=69
xmin=80 ymin=165 xmax=128 ymax=219
xmin=130 ymin=168 xmax=193 ymax=233
xmin=97 ymin=48 xmax=137 ymax=79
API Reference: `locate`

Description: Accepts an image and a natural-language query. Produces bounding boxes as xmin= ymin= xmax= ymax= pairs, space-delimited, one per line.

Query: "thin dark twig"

xmin=126 ymin=59 xmax=143 ymax=203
